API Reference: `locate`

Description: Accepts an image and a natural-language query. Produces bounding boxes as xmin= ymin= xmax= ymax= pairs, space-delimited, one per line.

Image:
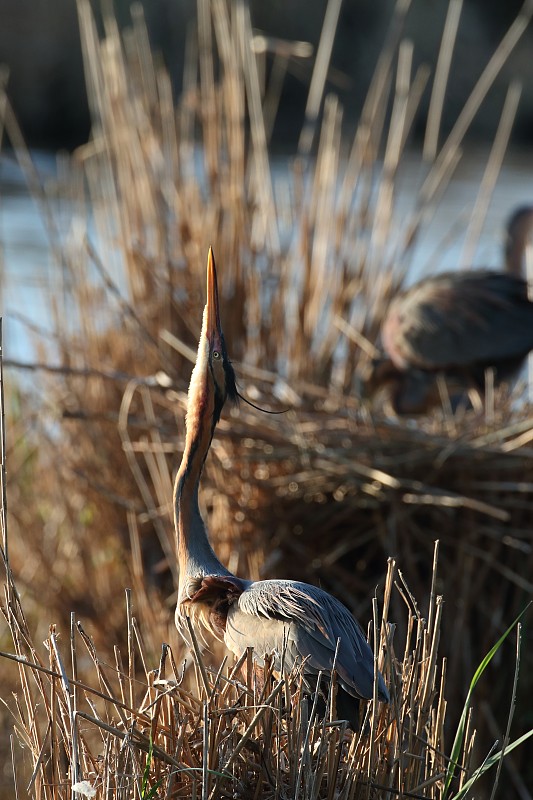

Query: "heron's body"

xmin=382 ymin=270 xmax=533 ymax=384
xmin=365 ymin=207 xmax=533 ymax=414
xmin=184 ymin=574 xmax=385 ymax=703
xmin=174 ymin=250 xmax=389 ymax=725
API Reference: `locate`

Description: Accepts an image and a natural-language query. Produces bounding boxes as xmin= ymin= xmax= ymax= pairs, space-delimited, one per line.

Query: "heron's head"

xmin=505 ymin=205 xmax=533 ymax=276
xmin=187 ymin=248 xmax=238 ymax=431
xmin=205 ymin=247 xmax=238 ymax=418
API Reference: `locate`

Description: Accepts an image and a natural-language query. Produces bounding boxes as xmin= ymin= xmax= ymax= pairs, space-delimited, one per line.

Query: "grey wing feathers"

xmin=224 ymin=579 xmax=389 ymax=702
xmin=391 ymin=271 xmax=533 ymax=369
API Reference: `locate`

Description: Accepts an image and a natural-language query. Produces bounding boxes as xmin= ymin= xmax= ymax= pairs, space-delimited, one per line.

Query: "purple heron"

xmin=364 ymin=206 xmax=533 ymax=414
xmin=174 ymin=248 xmax=389 ymax=726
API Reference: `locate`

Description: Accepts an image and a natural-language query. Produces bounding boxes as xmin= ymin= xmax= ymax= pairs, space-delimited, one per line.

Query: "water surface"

xmin=2 ymin=147 xmax=533 ymax=365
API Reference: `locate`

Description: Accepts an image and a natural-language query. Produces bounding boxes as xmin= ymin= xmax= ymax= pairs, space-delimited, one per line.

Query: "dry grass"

xmin=2 ymin=543 xmax=453 ymax=799
xmin=1 ymin=0 xmax=533 ymax=796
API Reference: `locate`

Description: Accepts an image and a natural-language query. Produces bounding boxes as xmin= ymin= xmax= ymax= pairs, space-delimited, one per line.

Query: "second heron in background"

xmin=364 ymin=206 xmax=533 ymax=414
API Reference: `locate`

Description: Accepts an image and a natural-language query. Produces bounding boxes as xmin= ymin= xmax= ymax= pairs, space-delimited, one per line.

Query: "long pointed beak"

xmin=206 ymin=246 xmax=221 ymax=339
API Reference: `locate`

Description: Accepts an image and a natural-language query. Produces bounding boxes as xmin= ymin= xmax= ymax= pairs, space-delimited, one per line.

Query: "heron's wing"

xmin=385 ymin=271 xmax=533 ymax=370
xmin=225 ymin=579 xmax=389 ymax=702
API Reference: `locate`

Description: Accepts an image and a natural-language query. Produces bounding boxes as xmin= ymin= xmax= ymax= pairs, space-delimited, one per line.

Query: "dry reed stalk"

xmin=460 ymin=81 xmax=522 ymax=268
xmin=297 ymin=0 xmax=343 ymax=159
xmin=423 ymin=0 xmax=463 ymax=162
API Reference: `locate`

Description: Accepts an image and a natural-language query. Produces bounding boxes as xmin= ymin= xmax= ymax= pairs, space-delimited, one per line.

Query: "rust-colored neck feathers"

xmin=174 ymin=302 xmax=229 ymax=597
xmin=175 ymin=251 xmax=234 ymax=604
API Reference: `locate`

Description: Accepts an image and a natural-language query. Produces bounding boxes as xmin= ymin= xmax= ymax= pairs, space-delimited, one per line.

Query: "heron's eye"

xmin=213 ymin=350 xmax=221 ymax=360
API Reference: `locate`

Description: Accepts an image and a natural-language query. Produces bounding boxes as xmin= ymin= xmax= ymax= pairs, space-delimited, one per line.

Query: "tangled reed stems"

xmin=3 ymin=491 xmax=450 ymax=799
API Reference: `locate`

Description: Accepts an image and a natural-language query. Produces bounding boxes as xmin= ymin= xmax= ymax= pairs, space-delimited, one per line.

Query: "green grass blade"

xmin=141 ymin=737 xmax=154 ymax=799
xmin=443 ymin=602 xmax=531 ymax=798
xmin=451 ymin=727 xmax=533 ymax=800
xmin=143 ymin=781 xmax=163 ymax=800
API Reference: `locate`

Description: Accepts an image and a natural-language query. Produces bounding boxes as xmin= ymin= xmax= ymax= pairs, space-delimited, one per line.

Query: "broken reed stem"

xmin=50 ymin=627 xmax=81 ymax=787
xmin=69 ymin=613 xmax=80 ymax=787
xmin=427 ymin=540 xmax=440 ymax=639
xmin=126 ymin=588 xmax=135 ymax=714
xmin=369 ymin=595 xmax=380 ymax=784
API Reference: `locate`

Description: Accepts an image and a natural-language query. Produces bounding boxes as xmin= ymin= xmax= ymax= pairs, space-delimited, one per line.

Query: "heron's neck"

xmin=505 ymin=235 xmax=528 ymax=277
xmin=174 ymin=339 xmax=229 ymax=582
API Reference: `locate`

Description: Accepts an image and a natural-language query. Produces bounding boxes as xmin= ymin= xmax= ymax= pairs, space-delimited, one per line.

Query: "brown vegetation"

xmin=1 ymin=0 xmax=532 ymax=796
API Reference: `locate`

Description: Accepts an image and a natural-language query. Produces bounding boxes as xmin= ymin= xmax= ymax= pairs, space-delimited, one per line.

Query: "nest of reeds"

xmin=2 ymin=0 xmax=533 ymax=796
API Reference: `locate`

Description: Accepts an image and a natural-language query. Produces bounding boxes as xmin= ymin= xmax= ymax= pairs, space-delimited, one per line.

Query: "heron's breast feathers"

xmin=177 ymin=573 xmax=245 ymax=639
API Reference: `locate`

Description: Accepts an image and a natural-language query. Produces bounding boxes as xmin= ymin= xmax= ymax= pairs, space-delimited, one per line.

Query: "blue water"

xmin=0 ymin=152 xmax=58 ymax=364
xmin=402 ymin=148 xmax=533 ymax=282
xmin=2 ymin=147 xmax=533 ymax=365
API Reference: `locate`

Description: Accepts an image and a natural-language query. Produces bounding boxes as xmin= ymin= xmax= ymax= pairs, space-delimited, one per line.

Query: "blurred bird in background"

xmin=363 ymin=206 xmax=533 ymax=415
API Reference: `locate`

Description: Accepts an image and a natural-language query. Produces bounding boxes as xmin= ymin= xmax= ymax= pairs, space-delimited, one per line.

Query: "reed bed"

xmin=1 ymin=0 xmax=533 ymax=796
xmin=2 ymin=523 xmax=449 ymax=799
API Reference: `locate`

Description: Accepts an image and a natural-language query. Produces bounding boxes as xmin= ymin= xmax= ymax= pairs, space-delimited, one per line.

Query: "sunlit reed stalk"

xmin=461 ymin=81 xmax=522 ymax=268
xmin=298 ymin=0 xmax=343 ymax=159
xmin=423 ymin=0 xmax=463 ymax=162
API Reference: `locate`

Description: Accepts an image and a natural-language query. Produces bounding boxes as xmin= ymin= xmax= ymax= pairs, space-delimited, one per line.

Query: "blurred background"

xmin=1 ymin=0 xmax=533 ymax=797
xmin=1 ymin=0 xmax=533 ymax=150
xmin=3 ymin=0 xmax=533 ymax=364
